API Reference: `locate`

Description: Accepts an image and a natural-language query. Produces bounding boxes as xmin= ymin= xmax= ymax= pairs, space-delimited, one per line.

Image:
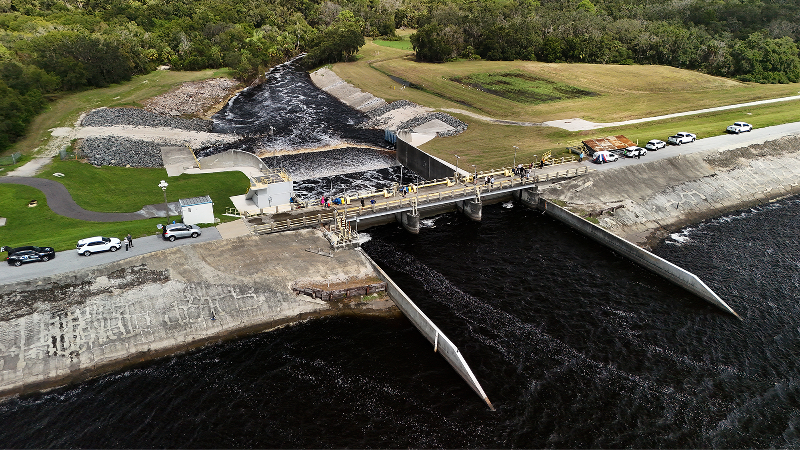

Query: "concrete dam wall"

xmin=0 ymin=230 xmax=390 ymax=400
xmin=542 ymin=135 xmax=800 ymax=247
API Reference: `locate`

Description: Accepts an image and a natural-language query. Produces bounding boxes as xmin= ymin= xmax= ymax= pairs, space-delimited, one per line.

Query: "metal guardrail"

xmin=249 ymin=166 xmax=590 ymax=235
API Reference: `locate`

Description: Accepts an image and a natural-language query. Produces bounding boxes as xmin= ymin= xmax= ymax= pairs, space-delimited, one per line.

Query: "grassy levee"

xmin=333 ymin=40 xmax=800 ymax=171
xmin=6 ymin=68 xmax=233 ymax=157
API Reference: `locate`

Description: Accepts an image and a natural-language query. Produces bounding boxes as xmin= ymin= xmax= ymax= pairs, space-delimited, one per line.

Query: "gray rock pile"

xmin=141 ymin=77 xmax=240 ymax=117
xmin=79 ymin=136 xmax=164 ymax=168
xmin=82 ymin=107 xmax=212 ymax=132
xmin=398 ymin=112 xmax=468 ymax=137
xmin=366 ymin=99 xmax=416 ymax=118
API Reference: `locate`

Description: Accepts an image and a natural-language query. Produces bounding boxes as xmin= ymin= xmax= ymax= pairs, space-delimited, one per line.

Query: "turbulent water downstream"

xmin=2 ymin=61 xmax=799 ymax=448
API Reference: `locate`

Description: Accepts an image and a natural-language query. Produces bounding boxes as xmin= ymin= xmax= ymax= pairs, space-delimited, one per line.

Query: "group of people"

xmin=513 ymin=163 xmax=537 ymax=180
xmin=319 ymin=195 xmax=344 ymax=208
xmin=320 ymin=195 xmax=375 ymax=209
xmin=124 ymin=233 xmax=134 ymax=251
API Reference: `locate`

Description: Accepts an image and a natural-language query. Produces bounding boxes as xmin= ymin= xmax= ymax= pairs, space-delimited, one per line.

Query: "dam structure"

xmin=369 ymin=138 xmax=741 ymax=318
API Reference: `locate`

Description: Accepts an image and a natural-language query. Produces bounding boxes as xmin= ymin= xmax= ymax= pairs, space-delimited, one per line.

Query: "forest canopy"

xmin=0 ymin=0 xmax=799 ymax=152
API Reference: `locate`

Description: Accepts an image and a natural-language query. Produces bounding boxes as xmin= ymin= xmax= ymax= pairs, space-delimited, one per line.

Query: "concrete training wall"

xmin=198 ymin=149 xmax=266 ymax=171
xmin=396 ymin=138 xmax=459 ymax=181
xmin=0 ymin=230 xmax=380 ymax=399
xmin=539 ymin=199 xmax=740 ymax=318
xmin=358 ymin=249 xmax=494 ymax=410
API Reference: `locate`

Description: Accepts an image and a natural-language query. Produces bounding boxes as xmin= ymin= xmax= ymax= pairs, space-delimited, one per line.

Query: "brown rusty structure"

xmin=293 ymin=282 xmax=387 ymax=301
xmin=582 ymin=135 xmax=635 ymax=154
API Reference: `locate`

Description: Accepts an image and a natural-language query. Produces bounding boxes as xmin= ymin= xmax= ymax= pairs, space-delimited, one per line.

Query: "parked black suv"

xmin=4 ymin=245 xmax=56 ymax=267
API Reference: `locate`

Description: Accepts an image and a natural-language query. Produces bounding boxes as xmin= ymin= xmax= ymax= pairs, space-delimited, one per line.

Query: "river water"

xmin=2 ymin=61 xmax=799 ymax=448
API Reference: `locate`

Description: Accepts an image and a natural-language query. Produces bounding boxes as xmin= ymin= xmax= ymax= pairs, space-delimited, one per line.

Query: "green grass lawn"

xmin=373 ymin=39 xmax=413 ymax=51
xmin=0 ymin=157 xmax=250 ymax=254
xmin=38 ymin=157 xmax=250 ymax=215
xmin=0 ymin=184 xmax=172 ymax=252
xmin=449 ymin=71 xmax=597 ymax=104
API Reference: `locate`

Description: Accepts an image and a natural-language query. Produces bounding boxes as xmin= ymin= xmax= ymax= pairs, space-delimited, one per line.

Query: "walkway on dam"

xmin=246 ymin=158 xmax=590 ymax=234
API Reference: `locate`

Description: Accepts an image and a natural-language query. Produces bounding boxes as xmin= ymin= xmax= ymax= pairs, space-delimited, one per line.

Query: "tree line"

xmin=408 ymin=0 xmax=800 ymax=84
xmin=1 ymin=0 xmax=799 ymax=152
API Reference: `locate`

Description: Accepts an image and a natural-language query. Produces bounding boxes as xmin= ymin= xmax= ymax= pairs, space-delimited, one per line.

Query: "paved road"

xmin=0 ymin=177 xmax=180 ymax=221
xmin=0 ymin=228 xmax=223 ymax=285
xmin=585 ymin=121 xmax=800 ymax=171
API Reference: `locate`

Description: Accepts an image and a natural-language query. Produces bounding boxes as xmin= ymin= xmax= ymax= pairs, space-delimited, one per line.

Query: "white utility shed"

xmin=180 ymin=196 xmax=214 ymax=224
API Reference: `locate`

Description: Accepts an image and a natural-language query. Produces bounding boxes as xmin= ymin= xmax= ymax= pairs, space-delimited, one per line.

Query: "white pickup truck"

xmin=667 ymin=132 xmax=696 ymax=145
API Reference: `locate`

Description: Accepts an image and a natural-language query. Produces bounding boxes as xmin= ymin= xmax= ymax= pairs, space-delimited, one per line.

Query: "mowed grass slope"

xmin=333 ymin=40 xmax=800 ymax=170
xmin=7 ymin=67 xmax=234 ymax=157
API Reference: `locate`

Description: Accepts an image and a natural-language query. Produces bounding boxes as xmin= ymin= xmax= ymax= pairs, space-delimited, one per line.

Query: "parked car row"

xmin=592 ymin=122 xmax=752 ymax=164
xmin=4 ymin=223 xmax=204 ymax=267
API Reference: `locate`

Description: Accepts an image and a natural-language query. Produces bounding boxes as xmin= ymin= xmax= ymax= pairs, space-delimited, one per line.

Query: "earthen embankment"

xmin=542 ymin=135 xmax=800 ymax=247
xmin=0 ymin=229 xmax=394 ymax=400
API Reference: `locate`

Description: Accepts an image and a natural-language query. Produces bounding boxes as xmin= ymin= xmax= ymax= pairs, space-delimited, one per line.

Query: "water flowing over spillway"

xmin=2 ymin=62 xmax=799 ymax=448
xmin=198 ymin=58 xmax=385 ymax=157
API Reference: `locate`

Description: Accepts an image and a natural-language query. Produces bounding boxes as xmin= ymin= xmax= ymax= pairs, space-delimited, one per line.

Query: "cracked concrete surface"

xmin=0 ymin=229 xmax=391 ymax=399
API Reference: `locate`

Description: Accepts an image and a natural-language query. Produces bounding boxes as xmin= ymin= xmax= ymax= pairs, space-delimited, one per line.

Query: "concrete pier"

xmin=513 ymin=186 xmax=540 ymax=209
xmin=395 ymin=210 xmax=420 ymax=234
xmin=455 ymin=197 xmax=482 ymax=221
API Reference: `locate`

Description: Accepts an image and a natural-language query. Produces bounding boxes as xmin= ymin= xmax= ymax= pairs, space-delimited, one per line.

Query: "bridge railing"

xmin=249 ymin=166 xmax=590 ymax=235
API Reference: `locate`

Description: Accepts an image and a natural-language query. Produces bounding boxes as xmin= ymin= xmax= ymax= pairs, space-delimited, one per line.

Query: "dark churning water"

xmin=1 ymin=60 xmax=799 ymax=448
xmin=1 ymin=198 xmax=799 ymax=448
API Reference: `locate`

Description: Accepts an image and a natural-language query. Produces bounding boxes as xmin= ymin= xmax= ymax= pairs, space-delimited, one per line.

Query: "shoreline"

xmin=0 ymin=230 xmax=397 ymax=402
xmin=540 ymin=135 xmax=800 ymax=249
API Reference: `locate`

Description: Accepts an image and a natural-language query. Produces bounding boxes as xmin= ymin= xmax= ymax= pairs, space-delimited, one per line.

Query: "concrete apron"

xmin=0 ymin=230 xmax=397 ymax=400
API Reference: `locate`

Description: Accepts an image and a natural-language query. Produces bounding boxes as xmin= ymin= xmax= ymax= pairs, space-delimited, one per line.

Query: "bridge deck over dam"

xmin=242 ymin=159 xmax=591 ymax=236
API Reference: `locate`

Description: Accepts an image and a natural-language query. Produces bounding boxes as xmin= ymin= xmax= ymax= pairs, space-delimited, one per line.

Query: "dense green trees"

xmin=0 ymin=0 xmax=798 ymax=153
xmin=409 ymin=0 xmax=800 ymax=83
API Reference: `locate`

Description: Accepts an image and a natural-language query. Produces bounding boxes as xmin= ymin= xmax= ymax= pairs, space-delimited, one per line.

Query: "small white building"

xmin=244 ymin=171 xmax=293 ymax=214
xmin=180 ymin=196 xmax=215 ymax=225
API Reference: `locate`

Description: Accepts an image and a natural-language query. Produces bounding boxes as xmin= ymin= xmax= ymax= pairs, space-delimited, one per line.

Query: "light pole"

xmin=513 ymin=146 xmax=518 ymax=167
xmin=158 ymin=180 xmax=169 ymax=220
xmin=471 ymin=164 xmax=476 ymax=184
xmin=455 ymin=154 xmax=460 ymax=182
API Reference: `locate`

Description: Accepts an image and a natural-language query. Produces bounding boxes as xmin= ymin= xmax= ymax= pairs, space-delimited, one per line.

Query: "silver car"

xmin=162 ymin=223 xmax=202 ymax=241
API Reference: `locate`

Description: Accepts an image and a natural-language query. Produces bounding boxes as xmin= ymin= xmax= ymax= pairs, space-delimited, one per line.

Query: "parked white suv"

xmin=726 ymin=122 xmax=752 ymax=133
xmin=645 ymin=139 xmax=666 ymax=151
xmin=667 ymin=132 xmax=696 ymax=145
xmin=76 ymin=236 xmax=122 ymax=256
